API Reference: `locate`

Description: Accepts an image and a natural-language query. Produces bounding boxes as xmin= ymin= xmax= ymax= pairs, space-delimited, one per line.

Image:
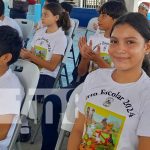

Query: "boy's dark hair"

xmin=99 ymin=1 xmax=127 ymax=19
xmin=61 ymin=2 xmax=73 ymax=14
xmin=46 ymin=0 xmax=59 ymax=3
xmin=44 ymin=2 xmax=71 ymax=32
xmin=0 ymin=0 xmax=4 ymax=17
xmin=108 ymin=0 xmax=126 ymax=6
xmin=0 ymin=26 xmax=23 ymax=65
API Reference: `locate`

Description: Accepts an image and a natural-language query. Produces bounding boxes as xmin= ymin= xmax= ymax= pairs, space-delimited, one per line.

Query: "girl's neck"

xmin=46 ymin=24 xmax=59 ymax=33
xmin=112 ymin=68 xmax=143 ymax=84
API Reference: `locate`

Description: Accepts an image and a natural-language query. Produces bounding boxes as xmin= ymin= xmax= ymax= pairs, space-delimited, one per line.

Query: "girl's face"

xmin=109 ymin=23 xmax=150 ymax=71
xmin=42 ymin=8 xmax=59 ymax=26
xmin=98 ymin=13 xmax=114 ymax=31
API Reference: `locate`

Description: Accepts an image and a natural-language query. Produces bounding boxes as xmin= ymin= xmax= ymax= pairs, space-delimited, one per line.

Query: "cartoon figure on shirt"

xmin=80 ymin=103 xmax=126 ymax=150
xmin=103 ymin=97 xmax=114 ymax=107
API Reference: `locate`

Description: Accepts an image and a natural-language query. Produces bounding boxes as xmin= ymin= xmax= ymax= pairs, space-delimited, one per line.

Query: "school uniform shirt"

xmin=0 ymin=69 xmax=24 ymax=149
xmin=77 ymin=68 xmax=150 ymax=150
xmin=31 ymin=27 xmax=67 ymax=78
xmin=0 ymin=16 xmax=23 ymax=37
xmin=87 ymin=32 xmax=111 ymax=72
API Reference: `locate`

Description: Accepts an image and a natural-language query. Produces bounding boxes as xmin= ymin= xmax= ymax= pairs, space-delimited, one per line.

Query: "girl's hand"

xmin=78 ymin=36 xmax=93 ymax=59
xmin=20 ymin=49 xmax=33 ymax=60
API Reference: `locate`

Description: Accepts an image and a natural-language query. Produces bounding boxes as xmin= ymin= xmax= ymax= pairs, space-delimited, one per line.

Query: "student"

xmin=36 ymin=1 xmax=72 ymax=31
xmin=20 ymin=2 xmax=70 ymax=147
xmin=68 ymin=12 xmax=150 ymax=150
xmin=94 ymin=0 xmax=126 ymax=31
xmin=0 ymin=0 xmax=23 ymax=37
xmin=138 ymin=2 xmax=150 ymax=17
xmin=0 ymin=26 xmax=24 ymax=148
xmin=77 ymin=1 xmax=127 ymax=82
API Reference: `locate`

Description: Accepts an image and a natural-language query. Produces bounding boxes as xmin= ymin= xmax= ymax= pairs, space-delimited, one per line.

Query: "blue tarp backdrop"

xmin=70 ymin=7 xmax=99 ymax=27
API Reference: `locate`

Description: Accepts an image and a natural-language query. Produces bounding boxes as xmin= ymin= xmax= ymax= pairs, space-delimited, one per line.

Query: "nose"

xmin=116 ymin=42 xmax=127 ymax=54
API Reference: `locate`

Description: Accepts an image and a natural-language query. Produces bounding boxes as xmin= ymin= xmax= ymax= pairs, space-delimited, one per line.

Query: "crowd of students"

xmin=1 ymin=0 xmax=150 ymax=150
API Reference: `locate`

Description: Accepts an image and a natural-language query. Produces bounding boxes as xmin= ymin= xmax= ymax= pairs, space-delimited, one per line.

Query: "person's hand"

xmin=20 ymin=48 xmax=33 ymax=60
xmin=78 ymin=36 xmax=93 ymax=59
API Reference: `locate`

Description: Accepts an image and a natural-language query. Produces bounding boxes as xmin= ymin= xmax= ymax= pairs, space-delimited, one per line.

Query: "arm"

xmin=20 ymin=49 xmax=63 ymax=72
xmin=67 ymin=112 xmax=85 ymax=150
xmin=138 ymin=136 xmax=150 ymax=150
xmin=0 ymin=114 xmax=14 ymax=141
xmin=78 ymin=57 xmax=90 ymax=77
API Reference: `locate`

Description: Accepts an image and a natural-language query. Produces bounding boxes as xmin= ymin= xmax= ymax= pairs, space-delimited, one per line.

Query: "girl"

xmin=68 ymin=12 xmax=150 ymax=150
xmin=20 ymin=2 xmax=70 ymax=146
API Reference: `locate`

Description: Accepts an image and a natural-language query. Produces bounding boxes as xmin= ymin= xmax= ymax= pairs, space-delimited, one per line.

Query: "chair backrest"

xmin=53 ymin=37 xmax=73 ymax=88
xmin=11 ymin=59 xmax=40 ymax=116
xmin=65 ymin=18 xmax=76 ymax=38
xmin=86 ymin=17 xmax=98 ymax=33
xmin=61 ymin=83 xmax=83 ymax=132
xmin=14 ymin=19 xmax=34 ymax=41
xmin=8 ymin=59 xmax=40 ymax=150
xmin=71 ymin=18 xmax=79 ymax=37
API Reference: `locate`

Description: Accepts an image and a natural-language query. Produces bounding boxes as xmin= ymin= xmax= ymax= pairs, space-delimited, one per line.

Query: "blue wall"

xmin=70 ymin=7 xmax=99 ymax=27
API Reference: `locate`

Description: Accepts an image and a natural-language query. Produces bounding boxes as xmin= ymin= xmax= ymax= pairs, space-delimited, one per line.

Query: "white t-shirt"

xmin=0 ymin=69 xmax=24 ymax=149
xmin=0 ymin=16 xmax=23 ymax=37
xmin=77 ymin=68 xmax=150 ymax=150
xmin=31 ymin=27 xmax=67 ymax=78
xmin=87 ymin=32 xmax=110 ymax=72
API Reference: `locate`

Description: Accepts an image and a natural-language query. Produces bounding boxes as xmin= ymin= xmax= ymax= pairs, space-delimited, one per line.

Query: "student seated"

xmin=0 ymin=0 xmax=22 ymax=37
xmin=71 ymin=1 xmax=127 ymax=87
xmin=0 ymin=25 xmax=24 ymax=149
xmin=20 ymin=2 xmax=70 ymax=148
xmin=68 ymin=12 xmax=150 ymax=150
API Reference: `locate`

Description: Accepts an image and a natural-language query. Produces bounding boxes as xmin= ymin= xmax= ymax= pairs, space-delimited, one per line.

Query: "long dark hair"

xmin=44 ymin=2 xmax=71 ymax=32
xmin=110 ymin=12 xmax=150 ymax=76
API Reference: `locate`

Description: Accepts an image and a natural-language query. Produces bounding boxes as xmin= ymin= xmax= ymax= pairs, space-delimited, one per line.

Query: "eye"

xmin=110 ymin=39 xmax=118 ymax=44
xmin=126 ymin=40 xmax=135 ymax=45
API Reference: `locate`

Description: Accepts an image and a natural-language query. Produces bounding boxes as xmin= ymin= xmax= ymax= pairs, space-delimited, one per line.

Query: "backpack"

xmin=13 ymin=0 xmax=29 ymax=13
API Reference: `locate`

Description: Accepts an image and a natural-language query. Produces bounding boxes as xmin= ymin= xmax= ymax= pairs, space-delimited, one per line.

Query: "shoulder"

xmin=84 ymin=68 xmax=113 ymax=88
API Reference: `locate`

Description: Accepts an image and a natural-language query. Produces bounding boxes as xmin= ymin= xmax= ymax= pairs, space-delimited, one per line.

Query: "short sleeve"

xmin=137 ymin=98 xmax=150 ymax=136
xmin=0 ymin=89 xmax=24 ymax=115
xmin=52 ymin=35 xmax=67 ymax=56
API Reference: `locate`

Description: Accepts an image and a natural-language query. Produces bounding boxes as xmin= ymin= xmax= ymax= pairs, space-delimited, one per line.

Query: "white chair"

xmin=15 ymin=19 xmax=34 ymax=48
xmin=66 ymin=18 xmax=76 ymax=38
xmin=8 ymin=59 xmax=40 ymax=150
xmin=67 ymin=18 xmax=79 ymax=67
xmin=86 ymin=17 xmax=98 ymax=33
xmin=55 ymin=83 xmax=83 ymax=150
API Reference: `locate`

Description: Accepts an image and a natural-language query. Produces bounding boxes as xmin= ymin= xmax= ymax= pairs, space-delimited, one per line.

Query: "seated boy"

xmin=0 ymin=25 xmax=24 ymax=148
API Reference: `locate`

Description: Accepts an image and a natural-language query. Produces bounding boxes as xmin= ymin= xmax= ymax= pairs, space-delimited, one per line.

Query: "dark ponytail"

xmin=59 ymin=11 xmax=71 ymax=32
xmin=44 ymin=2 xmax=71 ymax=32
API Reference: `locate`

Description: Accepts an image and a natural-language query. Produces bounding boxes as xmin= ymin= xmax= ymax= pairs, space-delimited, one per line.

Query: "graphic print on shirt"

xmin=34 ymin=37 xmax=53 ymax=60
xmin=80 ymin=102 xmax=126 ymax=150
xmin=34 ymin=45 xmax=47 ymax=60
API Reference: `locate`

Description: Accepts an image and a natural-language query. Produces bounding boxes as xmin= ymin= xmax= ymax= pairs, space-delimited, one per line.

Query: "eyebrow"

xmin=110 ymin=36 xmax=138 ymax=40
